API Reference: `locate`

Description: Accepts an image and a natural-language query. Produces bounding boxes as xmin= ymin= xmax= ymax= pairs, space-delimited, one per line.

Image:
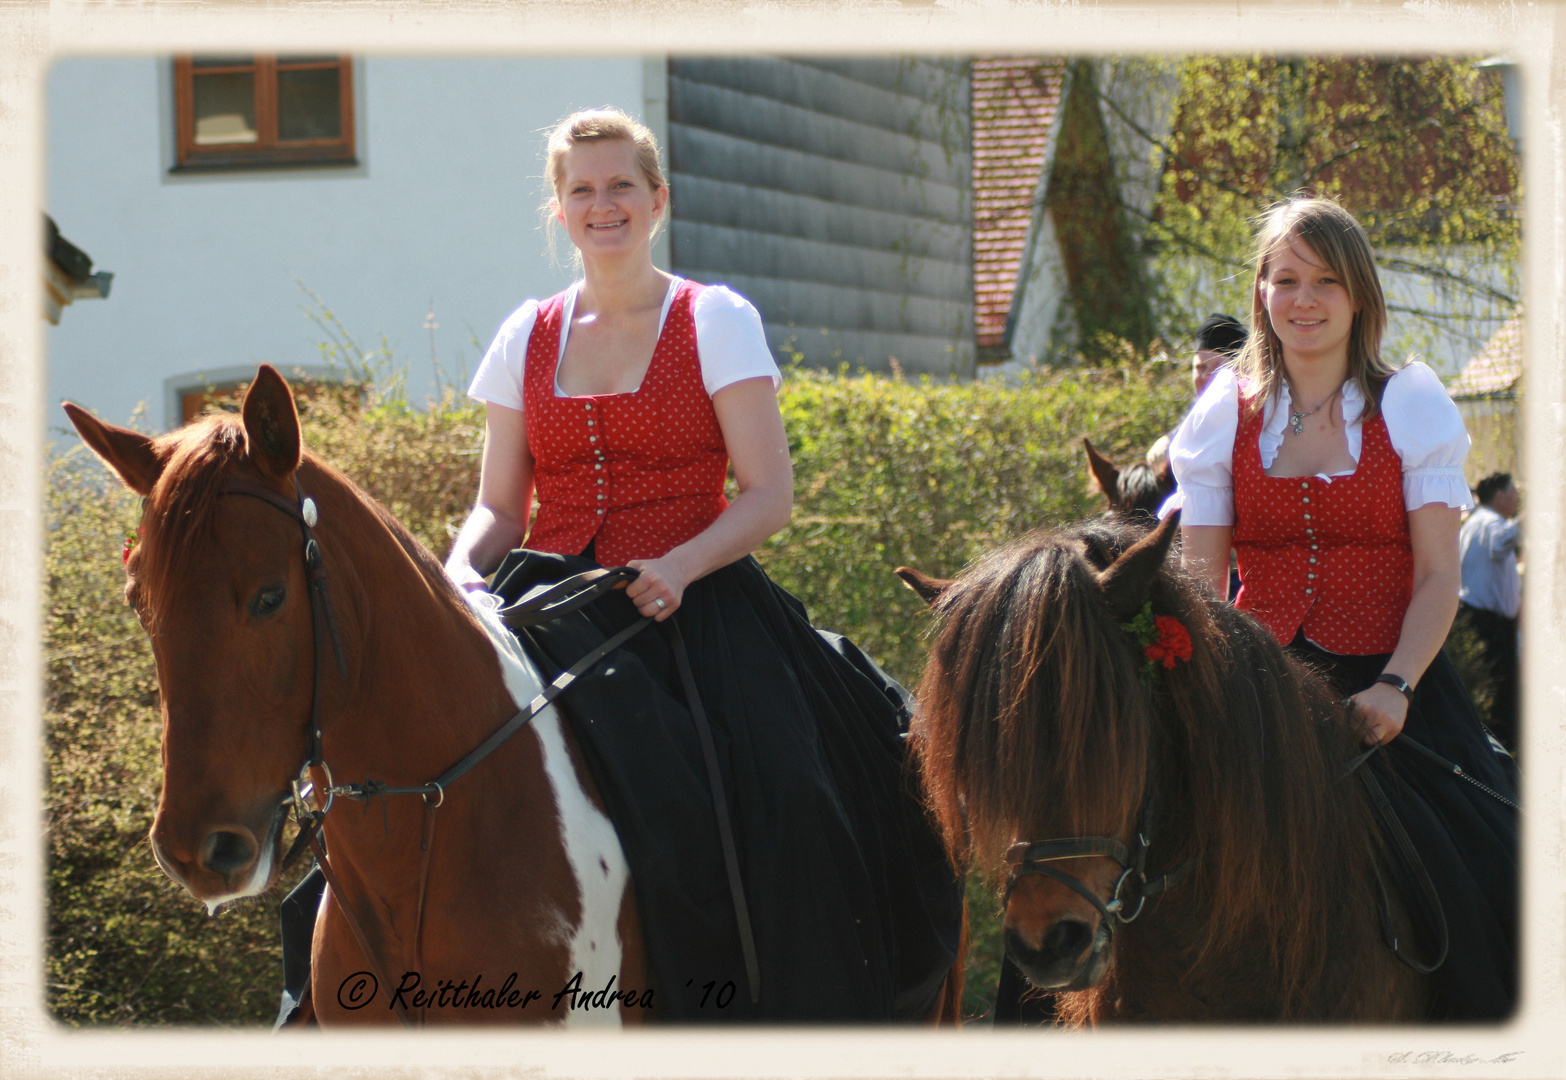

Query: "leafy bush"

xmin=766 ymin=364 xmax=1189 ymax=686
xmin=42 ymin=360 xmax=1189 ymax=1025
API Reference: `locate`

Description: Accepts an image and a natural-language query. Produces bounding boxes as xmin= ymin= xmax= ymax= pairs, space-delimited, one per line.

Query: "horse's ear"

xmin=1154 ymin=454 xmax=1175 ymax=494
xmin=895 ymin=566 xmax=953 ymax=606
xmin=241 ymin=365 xmax=302 ymax=483
xmin=1093 ymin=509 xmax=1181 ymax=621
xmin=1083 ymin=437 xmax=1120 ymax=506
xmin=62 ymin=402 xmax=162 ymax=496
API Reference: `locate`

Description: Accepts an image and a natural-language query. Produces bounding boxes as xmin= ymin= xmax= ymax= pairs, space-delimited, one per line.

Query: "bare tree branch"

xmin=1378 ymin=256 xmax=1520 ymax=307
xmin=1089 ymin=77 xmax=1282 ymax=205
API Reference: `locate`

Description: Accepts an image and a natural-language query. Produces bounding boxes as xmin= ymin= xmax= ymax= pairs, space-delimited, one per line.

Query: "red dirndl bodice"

xmin=1231 ymin=392 xmax=1413 ymax=654
xmin=521 ymin=281 xmax=729 ymax=566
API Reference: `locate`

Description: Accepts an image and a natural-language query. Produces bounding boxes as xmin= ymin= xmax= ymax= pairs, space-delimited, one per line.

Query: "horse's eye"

xmin=251 ymin=586 xmax=286 ymax=618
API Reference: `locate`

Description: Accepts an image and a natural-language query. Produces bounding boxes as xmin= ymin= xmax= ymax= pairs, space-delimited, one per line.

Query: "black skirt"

xmin=490 ymin=549 xmax=963 ymax=1023
xmin=1289 ymin=637 xmax=1519 ymax=1021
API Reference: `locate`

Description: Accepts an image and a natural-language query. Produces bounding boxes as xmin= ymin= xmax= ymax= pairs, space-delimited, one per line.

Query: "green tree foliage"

xmin=1112 ymin=56 xmax=1520 ymax=355
xmin=1045 ymin=60 xmax=1157 ymax=362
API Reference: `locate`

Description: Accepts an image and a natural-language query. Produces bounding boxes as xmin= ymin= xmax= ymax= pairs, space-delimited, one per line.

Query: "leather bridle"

xmin=1003 ymin=791 xmax=1191 ymax=945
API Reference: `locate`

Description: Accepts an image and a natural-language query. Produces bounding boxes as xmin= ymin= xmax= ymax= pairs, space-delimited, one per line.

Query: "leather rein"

xmin=219 ymin=477 xmax=762 ymax=1026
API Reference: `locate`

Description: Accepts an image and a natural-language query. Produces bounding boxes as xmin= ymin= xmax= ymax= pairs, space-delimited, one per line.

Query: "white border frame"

xmin=5 ymin=3 xmax=1561 ymax=1078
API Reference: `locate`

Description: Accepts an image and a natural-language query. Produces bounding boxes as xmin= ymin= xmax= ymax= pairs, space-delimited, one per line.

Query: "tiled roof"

xmin=1448 ymin=309 xmax=1524 ymax=399
xmin=972 ymin=58 xmax=1065 ymax=351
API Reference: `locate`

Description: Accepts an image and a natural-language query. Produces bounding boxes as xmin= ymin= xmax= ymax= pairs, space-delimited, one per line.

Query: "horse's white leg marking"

xmin=465 ymin=593 xmax=629 ymax=1029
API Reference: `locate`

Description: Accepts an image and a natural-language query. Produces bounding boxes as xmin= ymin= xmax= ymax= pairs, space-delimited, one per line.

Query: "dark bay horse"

xmin=1082 ymin=437 xmax=1174 ymax=522
xmin=897 ymin=514 xmax=1429 ymax=1022
xmin=65 ymin=367 xmax=649 ymax=1026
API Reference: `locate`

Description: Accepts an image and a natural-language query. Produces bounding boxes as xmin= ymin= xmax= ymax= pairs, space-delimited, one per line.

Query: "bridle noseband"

xmin=1004 ymin=792 xmax=1191 ymax=943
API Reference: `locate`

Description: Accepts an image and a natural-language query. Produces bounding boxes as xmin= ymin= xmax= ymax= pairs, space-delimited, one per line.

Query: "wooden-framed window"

xmin=167 ymin=367 xmax=344 ymax=429
xmin=173 ymin=55 xmax=356 ymax=170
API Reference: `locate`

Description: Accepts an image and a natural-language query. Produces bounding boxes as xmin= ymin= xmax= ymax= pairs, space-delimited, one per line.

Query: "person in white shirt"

xmin=442 ymin=107 xmax=960 ymax=1021
xmin=1457 ymin=472 xmax=1521 ymax=749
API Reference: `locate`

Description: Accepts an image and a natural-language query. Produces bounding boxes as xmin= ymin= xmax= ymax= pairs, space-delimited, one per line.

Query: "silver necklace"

xmin=1288 ymin=387 xmax=1339 ymax=436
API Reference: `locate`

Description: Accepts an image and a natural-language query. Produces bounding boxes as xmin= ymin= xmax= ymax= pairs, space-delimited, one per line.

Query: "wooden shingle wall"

xmin=668 ymin=57 xmax=974 ymax=377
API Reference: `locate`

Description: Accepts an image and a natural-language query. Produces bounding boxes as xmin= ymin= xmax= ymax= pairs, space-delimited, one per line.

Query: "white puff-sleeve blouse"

xmin=468 ymin=278 xmax=781 ymax=410
xmin=1163 ymin=362 xmax=1472 ymax=527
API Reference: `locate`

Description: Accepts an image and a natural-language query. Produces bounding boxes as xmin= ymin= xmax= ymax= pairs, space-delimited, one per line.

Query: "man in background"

xmin=1152 ymin=313 xmax=1249 ymax=469
xmin=1189 ymin=312 xmax=1247 ymax=399
xmin=1458 ymin=472 xmax=1522 ymax=751
xmin=1151 ymin=314 xmax=1249 ymax=599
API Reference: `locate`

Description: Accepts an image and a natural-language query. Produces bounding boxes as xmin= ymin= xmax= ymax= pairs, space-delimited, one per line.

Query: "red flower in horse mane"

xmin=122 ymin=524 xmax=144 ymax=565
xmin=1143 ymin=615 xmax=1193 ymax=669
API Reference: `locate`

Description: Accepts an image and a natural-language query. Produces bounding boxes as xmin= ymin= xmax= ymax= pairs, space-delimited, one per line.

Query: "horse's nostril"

xmin=1043 ymin=919 xmax=1094 ymax=962
xmin=200 ymin=829 xmax=257 ymax=876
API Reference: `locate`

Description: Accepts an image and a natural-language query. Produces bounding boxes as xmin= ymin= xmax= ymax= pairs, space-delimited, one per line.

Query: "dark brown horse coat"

xmin=902 ymin=514 xmax=1434 ymax=1022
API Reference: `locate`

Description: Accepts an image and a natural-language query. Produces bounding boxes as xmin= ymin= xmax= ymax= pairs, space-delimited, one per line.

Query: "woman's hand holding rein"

xmin=1350 ymin=681 xmax=1410 ymax=746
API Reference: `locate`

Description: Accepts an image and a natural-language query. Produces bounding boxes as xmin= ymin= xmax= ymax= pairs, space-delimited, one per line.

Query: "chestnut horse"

xmin=66 ymin=368 xmax=649 ymax=1026
xmin=897 ymin=514 xmax=1431 ymax=1022
xmin=66 ymin=365 xmax=961 ymax=1027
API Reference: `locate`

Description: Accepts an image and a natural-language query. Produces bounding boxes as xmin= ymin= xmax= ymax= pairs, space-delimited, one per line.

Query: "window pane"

xmin=276 ymin=54 xmax=339 ymax=66
xmin=191 ymin=55 xmax=254 ymax=69
xmin=192 ymin=72 xmax=258 ymax=144
xmin=277 ymin=68 xmax=342 ymax=141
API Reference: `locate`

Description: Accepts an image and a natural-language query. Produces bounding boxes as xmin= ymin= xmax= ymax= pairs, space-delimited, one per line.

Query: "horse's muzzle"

xmin=150 ymin=795 xmax=289 ymax=906
xmin=1004 ymin=919 xmax=1111 ymax=991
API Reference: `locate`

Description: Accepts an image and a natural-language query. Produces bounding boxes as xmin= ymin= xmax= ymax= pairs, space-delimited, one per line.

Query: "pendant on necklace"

xmin=1288 ymin=390 xmax=1335 ymax=436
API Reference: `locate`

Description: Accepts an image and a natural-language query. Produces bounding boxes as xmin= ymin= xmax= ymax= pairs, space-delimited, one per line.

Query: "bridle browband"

xmin=1004 ymin=790 xmax=1191 ymax=941
xmin=218 ymin=474 xmax=763 ymax=1024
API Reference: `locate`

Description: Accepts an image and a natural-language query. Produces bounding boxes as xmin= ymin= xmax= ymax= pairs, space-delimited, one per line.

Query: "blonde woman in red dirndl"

xmin=1168 ymin=197 xmax=1517 ymax=1020
xmin=444 ymin=109 xmax=961 ymax=1022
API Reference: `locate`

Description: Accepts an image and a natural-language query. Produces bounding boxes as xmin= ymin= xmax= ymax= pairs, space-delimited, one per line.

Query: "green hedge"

xmin=40 ymin=362 xmax=1203 ymax=1025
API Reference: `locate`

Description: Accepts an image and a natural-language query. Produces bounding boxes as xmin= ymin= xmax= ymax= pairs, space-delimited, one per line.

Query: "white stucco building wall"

xmin=46 ymin=54 xmax=665 ymax=431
